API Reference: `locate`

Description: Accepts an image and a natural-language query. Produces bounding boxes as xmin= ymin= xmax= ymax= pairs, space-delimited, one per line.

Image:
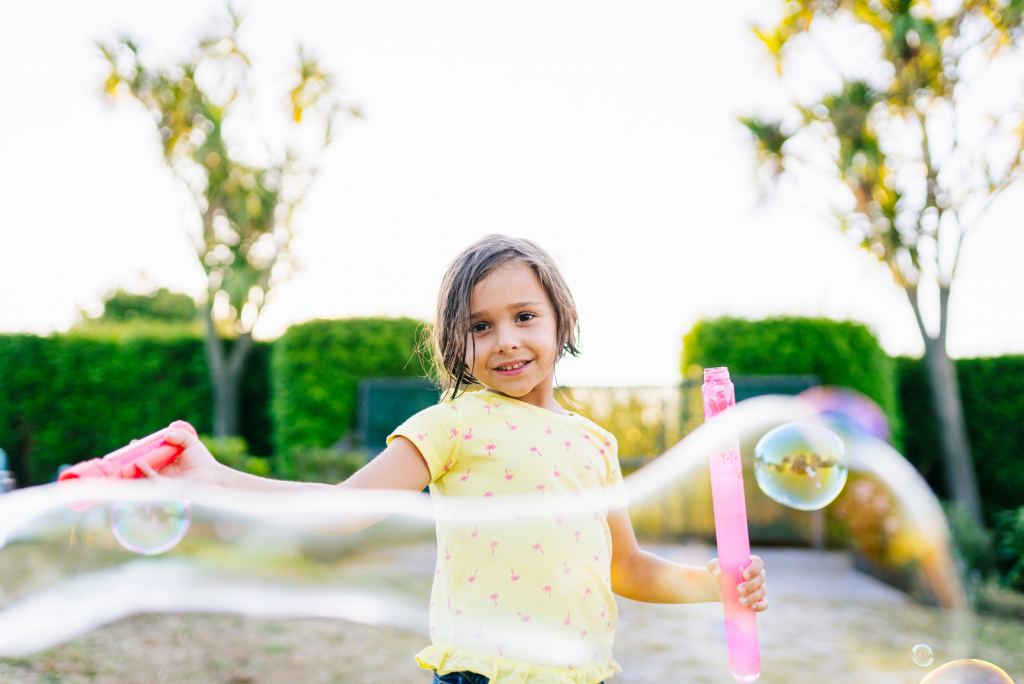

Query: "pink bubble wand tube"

xmin=702 ymin=367 xmax=760 ymax=683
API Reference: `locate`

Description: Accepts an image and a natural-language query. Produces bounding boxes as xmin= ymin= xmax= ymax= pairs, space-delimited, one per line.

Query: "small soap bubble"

xmin=111 ymin=499 xmax=191 ymax=555
xmin=918 ymin=659 xmax=1015 ymax=684
xmin=913 ymin=644 xmax=934 ymax=667
xmin=754 ymin=422 xmax=848 ymax=511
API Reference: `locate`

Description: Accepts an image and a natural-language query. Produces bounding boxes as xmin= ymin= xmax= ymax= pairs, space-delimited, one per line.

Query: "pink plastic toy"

xmin=702 ymin=367 xmax=760 ymax=683
xmin=59 ymin=420 xmax=197 ymax=482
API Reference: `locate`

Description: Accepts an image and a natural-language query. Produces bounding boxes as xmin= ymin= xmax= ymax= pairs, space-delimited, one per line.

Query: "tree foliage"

xmin=744 ymin=1 xmax=1023 ymax=293
xmin=97 ymin=7 xmax=359 ymax=435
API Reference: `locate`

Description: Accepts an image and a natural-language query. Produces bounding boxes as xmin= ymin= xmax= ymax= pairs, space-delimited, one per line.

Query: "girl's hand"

xmin=707 ymin=555 xmax=768 ymax=612
xmin=136 ymin=429 xmax=223 ymax=485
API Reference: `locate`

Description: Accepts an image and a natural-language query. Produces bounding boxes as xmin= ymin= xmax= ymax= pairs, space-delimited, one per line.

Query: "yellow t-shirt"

xmin=388 ymin=389 xmax=628 ymax=684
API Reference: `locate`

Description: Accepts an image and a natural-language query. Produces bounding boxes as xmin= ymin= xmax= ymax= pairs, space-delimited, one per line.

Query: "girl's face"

xmin=467 ymin=261 xmax=560 ymax=399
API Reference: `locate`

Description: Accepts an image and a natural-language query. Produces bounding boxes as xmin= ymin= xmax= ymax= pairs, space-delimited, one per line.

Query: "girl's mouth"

xmin=494 ymin=360 xmax=531 ymax=376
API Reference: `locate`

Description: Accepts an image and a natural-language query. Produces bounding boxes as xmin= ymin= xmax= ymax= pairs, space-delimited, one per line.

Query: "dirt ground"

xmin=2 ymin=544 xmax=1023 ymax=684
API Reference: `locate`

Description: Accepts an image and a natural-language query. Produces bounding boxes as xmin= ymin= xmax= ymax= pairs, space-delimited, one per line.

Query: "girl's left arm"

xmin=607 ymin=508 xmax=768 ymax=610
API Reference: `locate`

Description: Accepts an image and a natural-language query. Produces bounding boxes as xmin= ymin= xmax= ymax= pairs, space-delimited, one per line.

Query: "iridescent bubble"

xmin=918 ymin=659 xmax=1015 ymax=684
xmin=110 ymin=500 xmax=191 ymax=556
xmin=798 ymin=386 xmax=890 ymax=442
xmin=913 ymin=644 xmax=934 ymax=667
xmin=754 ymin=422 xmax=848 ymax=511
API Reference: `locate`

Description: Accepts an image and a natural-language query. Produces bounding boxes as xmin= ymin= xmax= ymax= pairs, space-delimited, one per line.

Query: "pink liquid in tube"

xmin=702 ymin=367 xmax=760 ymax=682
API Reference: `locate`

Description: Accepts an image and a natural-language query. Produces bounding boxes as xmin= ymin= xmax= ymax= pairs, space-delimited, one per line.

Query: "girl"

xmin=148 ymin=235 xmax=768 ymax=684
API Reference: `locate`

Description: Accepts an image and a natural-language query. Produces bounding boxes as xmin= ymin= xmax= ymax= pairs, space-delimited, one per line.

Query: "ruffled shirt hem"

xmin=416 ymin=645 xmax=621 ymax=684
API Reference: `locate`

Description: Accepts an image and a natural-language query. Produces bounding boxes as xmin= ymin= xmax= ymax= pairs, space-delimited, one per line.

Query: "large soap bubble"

xmin=110 ymin=499 xmax=192 ymax=556
xmin=918 ymin=660 xmax=1015 ymax=684
xmin=754 ymin=422 xmax=848 ymax=511
xmin=798 ymin=386 xmax=890 ymax=442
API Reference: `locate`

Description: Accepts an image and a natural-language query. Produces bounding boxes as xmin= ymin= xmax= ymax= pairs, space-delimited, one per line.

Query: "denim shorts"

xmin=433 ymin=671 xmax=604 ymax=684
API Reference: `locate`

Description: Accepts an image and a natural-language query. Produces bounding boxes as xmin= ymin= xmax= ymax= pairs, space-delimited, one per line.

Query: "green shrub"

xmin=899 ymin=354 xmax=1024 ymax=523
xmin=0 ymin=330 xmax=272 ymax=485
xmin=270 ymin=317 xmax=428 ymax=455
xmin=277 ymin=445 xmax=368 ymax=484
xmin=200 ymin=435 xmax=272 ymax=478
xmin=682 ymin=316 xmax=902 ymax=448
xmin=995 ymin=506 xmax=1024 ymax=592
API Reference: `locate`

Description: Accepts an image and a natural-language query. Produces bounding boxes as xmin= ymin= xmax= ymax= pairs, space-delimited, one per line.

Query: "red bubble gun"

xmin=59 ymin=421 xmax=197 ymax=482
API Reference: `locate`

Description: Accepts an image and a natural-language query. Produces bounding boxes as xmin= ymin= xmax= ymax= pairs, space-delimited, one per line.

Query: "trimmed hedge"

xmin=682 ymin=316 xmax=903 ymax=448
xmin=899 ymin=354 xmax=1024 ymax=524
xmin=0 ymin=329 xmax=274 ymax=486
xmin=270 ymin=317 xmax=429 ymax=455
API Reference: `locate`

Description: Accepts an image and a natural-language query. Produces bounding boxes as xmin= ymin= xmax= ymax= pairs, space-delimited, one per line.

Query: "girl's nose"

xmin=494 ymin=323 xmax=520 ymax=353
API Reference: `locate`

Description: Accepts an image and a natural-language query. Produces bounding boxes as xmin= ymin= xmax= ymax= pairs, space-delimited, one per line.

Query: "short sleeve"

xmin=603 ymin=433 xmax=629 ymax=510
xmin=387 ymin=399 xmax=465 ymax=483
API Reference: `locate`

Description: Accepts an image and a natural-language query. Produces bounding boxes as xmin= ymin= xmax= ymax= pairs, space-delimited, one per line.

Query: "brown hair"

xmin=424 ymin=235 xmax=581 ymax=398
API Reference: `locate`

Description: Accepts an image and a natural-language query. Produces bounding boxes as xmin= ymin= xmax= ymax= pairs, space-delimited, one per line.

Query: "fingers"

xmin=742 ymin=555 xmax=764 ymax=581
xmin=164 ymin=429 xmax=203 ymax=452
xmin=706 ymin=558 xmax=722 ymax=580
xmin=137 ymin=461 xmax=163 ymax=481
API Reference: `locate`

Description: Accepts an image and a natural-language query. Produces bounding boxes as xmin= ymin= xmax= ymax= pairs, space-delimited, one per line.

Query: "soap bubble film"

xmin=918 ymin=659 xmax=1016 ymax=684
xmin=753 ymin=421 xmax=848 ymax=511
xmin=913 ymin=643 xmax=935 ymax=667
xmin=110 ymin=499 xmax=192 ymax=556
xmin=0 ymin=395 xmax=1020 ymax=683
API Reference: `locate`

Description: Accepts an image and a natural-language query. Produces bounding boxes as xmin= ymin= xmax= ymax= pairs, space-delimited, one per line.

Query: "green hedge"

xmin=899 ymin=355 xmax=1024 ymax=524
xmin=682 ymin=316 xmax=902 ymax=448
xmin=0 ymin=329 xmax=274 ymax=486
xmin=270 ymin=317 xmax=429 ymax=455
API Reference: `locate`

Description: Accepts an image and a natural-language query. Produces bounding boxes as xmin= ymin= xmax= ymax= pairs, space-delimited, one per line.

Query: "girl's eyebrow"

xmin=470 ymin=301 xmax=544 ymax=320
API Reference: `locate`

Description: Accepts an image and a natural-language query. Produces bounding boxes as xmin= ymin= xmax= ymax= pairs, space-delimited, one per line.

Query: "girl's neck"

xmin=484 ymin=370 xmax=568 ymax=415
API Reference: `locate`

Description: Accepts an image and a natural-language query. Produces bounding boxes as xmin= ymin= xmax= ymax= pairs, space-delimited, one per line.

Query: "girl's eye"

xmin=471 ymin=323 xmax=489 ymax=333
xmin=517 ymin=313 xmax=535 ymax=323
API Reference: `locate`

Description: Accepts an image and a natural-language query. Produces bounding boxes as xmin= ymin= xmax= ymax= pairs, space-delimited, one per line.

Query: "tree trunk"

xmin=906 ymin=284 xmax=983 ymax=524
xmin=201 ymin=303 xmax=254 ymax=438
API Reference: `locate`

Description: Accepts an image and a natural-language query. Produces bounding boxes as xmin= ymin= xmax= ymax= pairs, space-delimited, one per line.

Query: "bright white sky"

xmin=1 ymin=0 xmax=1022 ymax=386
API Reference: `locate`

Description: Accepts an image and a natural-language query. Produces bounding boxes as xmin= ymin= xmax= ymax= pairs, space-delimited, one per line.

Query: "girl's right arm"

xmin=151 ymin=429 xmax=431 ymax=494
